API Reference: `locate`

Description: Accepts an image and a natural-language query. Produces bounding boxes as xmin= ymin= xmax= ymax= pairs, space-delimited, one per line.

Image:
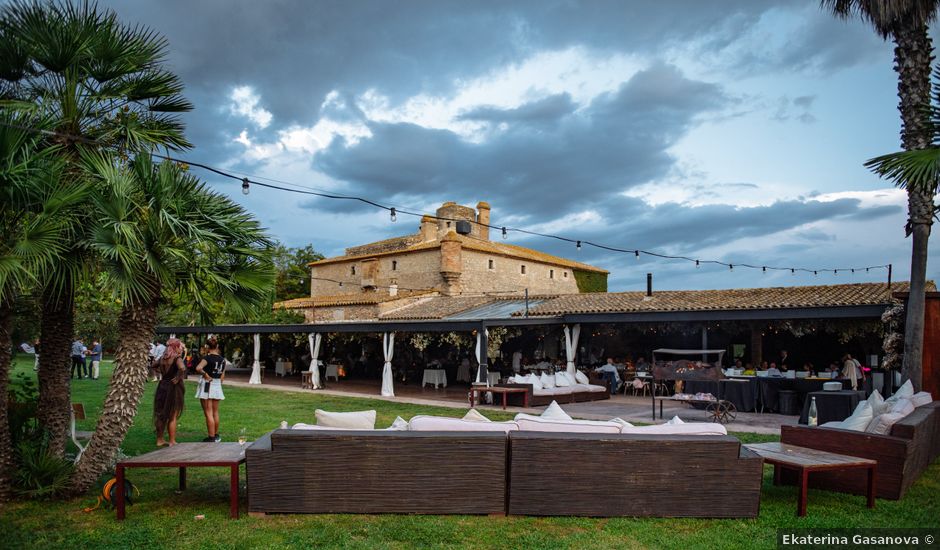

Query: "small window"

xmin=351 ymin=266 xmax=356 ymax=275
xmin=488 ymin=259 xmax=494 ymax=270
xmin=392 ymin=260 xmax=397 ymax=271
xmin=520 ymin=265 xmax=526 ymax=275
xmin=563 ymin=271 xmax=568 ymax=278
xmin=446 ymin=221 xmax=451 ymax=228
xmin=549 ymin=269 xmax=554 ymax=279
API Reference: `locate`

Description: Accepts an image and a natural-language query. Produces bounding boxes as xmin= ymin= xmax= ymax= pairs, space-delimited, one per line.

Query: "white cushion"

xmin=575 ymin=371 xmax=590 ymax=385
xmin=570 ymin=383 xmax=593 ymax=393
xmin=610 ymin=417 xmax=634 ymax=430
xmin=838 ymin=401 xmax=874 ymax=431
xmin=666 ymin=415 xmax=685 ymax=425
xmin=554 ymin=372 xmax=571 ymax=387
xmin=865 ymin=413 xmax=906 ymax=435
xmin=885 ymin=380 xmax=914 ymax=408
xmin=563 ymin=372 xmax=579 ymax=385
xmin=621 ymin=423 xmax=727 ymax=436
xmin=820 ymin=421 xmax=844 ymax=429
xmin=462 ymin=409 xmax=491 ymax=422
xmin=585 ymin=384 xmax=607 ymax=393
xmin=541 ymin=400 xmax=572 ymax=420
xmin=315 ymin=409 xmax=376 ymax=430
xmin=515 ymin=417 xmax=622 ymax=434
xmin=867 ymin=390 xmax=886 ymax=415
xmin=408 ymin=415 xmax=518 ymax=432
xmin=527 ymin=373 xmax=543 ymax=390
xmin=911 ymin=391 xmax=933 ymax=407
xmin=889 ymin=398 xmax=915 ymax=418
xmin=292 ymin=423 xmax=368 ymax=431
xmin=540 ymin=372 xmax=555 ymax=389
xmin=533 ymin=386 xmax=568 ymax=396
xmin=385 ymin=416 xmax=409 ymax=431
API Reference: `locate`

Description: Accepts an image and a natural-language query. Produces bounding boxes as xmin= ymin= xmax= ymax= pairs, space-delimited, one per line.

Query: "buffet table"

xmin=798 ymin=390 xmax=866 ymax=425
xmin=759 ymin=378 xmax=852 ymax=414
xmin=683 ymin=379 xmax=758 ymax=413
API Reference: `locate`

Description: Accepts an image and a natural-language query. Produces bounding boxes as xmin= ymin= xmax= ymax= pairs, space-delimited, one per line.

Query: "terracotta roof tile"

xmin=380 ymin=296 xmax=494 ymax=320
xmin=518 ymin=281 xmax=926 ymax=316
xmin=274 ymin=290 xmax=434 ymax=309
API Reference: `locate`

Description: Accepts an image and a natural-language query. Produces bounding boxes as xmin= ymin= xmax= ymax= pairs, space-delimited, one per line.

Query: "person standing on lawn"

xmin=195 ymin=336 xmax=226 ymax=442
xmin=153 ymin=338 xmax=187 ymax=447
xmin=71 ymin=338 xmax=87 ymax=379
xmin=89 ymin=340 xmax=102 ymax=380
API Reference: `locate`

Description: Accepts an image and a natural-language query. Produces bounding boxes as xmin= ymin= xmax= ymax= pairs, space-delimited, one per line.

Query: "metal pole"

xmin=887 ymin=263 xmax=892 ymax=289
xmin=524 ymin=288 xmax=529 ymax=318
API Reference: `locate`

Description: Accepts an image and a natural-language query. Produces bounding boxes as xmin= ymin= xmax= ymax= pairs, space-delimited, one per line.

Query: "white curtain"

xmin=475 ymin=329 xmax=490 ymax=386
xmin=308 ymin=333 xmax=322 ymax=389
xmin=564 ymin=324 xmax=581 ymax=376
xmin=381 ymin=332 xmax=395 ymax=397
xmin=249 ymin=333 xmax=262 ymax=384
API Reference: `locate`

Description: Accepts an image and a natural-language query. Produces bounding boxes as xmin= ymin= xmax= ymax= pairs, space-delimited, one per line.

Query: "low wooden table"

xmin=469 ymin=385 xmax=529 ymax=409
xmin=744 ymin=442 xmax=876 ymax=517
xmin=116 ymin=443 xmax=247 ymax=520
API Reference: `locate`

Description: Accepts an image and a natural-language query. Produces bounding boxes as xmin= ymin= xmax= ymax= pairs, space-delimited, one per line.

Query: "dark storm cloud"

xmin=315 ymin=63 xmax=729 ymax=217
xmin=458 ymin=94 xmax=577 ymax=123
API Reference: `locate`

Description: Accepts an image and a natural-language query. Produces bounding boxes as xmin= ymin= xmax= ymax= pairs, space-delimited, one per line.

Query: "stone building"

xmin=276 ymin=201 xmax=608 ymax=322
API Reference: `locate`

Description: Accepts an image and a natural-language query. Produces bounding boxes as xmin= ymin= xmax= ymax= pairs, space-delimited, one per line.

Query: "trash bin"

xmin=778 ymin=390 xmax=799 ymax=416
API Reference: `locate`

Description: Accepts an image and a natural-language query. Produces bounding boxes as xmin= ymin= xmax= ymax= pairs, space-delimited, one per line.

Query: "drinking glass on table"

xmin=238 ymin=428 xmax=248 ymax=445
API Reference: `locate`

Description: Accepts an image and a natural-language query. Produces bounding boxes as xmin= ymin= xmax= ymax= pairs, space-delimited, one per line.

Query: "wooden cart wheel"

xmin=718 ymin=400 xmax=737 ymax=423
xmin=705 ymin=402 xmax=722 ymax=423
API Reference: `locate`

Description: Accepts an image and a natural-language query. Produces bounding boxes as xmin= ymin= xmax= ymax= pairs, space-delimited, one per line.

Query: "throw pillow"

xmin=315 ymin=409 xmax=377 ymax=430
xmin=865 ymin=412 xmax=905 ymax=435
xmin=666 ymin=415 xmax=685 ymax=425
xmin=911 ymin=391 xmax=933 ymax=408
xmin=385 ymin=416 xmax=409 ymax=431
xmin=540 ymin=400 xmax=572 ymax=421
xmin=553 ymin=372 xmax=571 ymax=387
xmin=540 ymin=372 xmax=555 ymax=389
xmin=575 ymin=370 xmax=590 ymax=385
xmin=867 ymin=389 xmax=886 ymax=415
xmin=563 ymin=371 xmax=579 ymax=386
xmin=839 ymin=401 xmax=874 ymax=431
xmin=462 ymin=409 xmax=492 ymax=422
xmin=526 ymin=373 xmax=543 ymax=390
xmin=889 ymin=398 xmax=915 ymax=418
xmin=884 ymin=380 xmax=914 ymax=408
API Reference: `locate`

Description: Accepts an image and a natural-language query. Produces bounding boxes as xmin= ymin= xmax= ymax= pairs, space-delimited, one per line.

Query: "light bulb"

xmin=576 ymin=240 xmax=581 ymax=251
xmin=390 ymin=208 xmax=397 ymax=222
xmin=501 ymin=227 xmax=507 ymax=240
xmin=729 ymin=264 xmax=733 ymax=271
xmin=241 ymin=178 xmax=250 ymax=195
xmin=634 ymin=250 xmax=640 ymax=260
xmin=762 ymin=266 xmax=766 ymax=274
xmin=695 ymin=260 xmax=700 ymax=269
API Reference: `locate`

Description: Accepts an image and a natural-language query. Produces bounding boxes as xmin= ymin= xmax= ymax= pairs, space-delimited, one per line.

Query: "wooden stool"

xmin=301 ymin=371 xmax=313 ymax=389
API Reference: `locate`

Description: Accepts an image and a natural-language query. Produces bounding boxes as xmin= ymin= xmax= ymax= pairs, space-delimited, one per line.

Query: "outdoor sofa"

xmin=494 ymin=375 xmax=610 ymax=407
xmin=780 ymin=401 xmax=940 ymax=500
xmin=246 ymin=426 xmax=763 ymax=517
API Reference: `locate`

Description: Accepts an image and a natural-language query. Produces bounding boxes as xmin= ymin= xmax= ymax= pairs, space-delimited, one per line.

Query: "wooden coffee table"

xmin=469 ymin=385 xmax=529 ymax=409
xmin=745 ymin=442 xmax=876 ymax=517
xmin=116 ymin=442 xmax=247 ymax=520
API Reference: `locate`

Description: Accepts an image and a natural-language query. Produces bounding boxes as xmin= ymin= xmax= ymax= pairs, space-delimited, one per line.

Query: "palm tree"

xmin=823 ymin=0 xmax=940 ymax=391
xmin=0 ymin=114 xmax=85 ymax=500
xmin=68 ymin=153 xmax=274 ymax=493
xmin=0 ymin=0 xmax=192 ymax=454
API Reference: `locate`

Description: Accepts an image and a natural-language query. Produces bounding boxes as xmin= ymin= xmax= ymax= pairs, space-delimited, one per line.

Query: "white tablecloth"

xmin=456 ymin=363 xmax=471 ymax=382
xmin=488 ymin=372 xmax=500 ymax=385
xmin=275 ymin=361 xmax=293 ymax=377
xmin=325 ymin=364 xmax=340 ymax=381
xmin=422 ymin=369 xmax=447 ymax=388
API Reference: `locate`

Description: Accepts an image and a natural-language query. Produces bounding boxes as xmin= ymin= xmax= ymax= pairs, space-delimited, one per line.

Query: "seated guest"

xmin=766 ymin=362 xmax=781 ymax=377
xmin=742 ymin=362 xmax=755 ymax=375
xmin=734 ymin=359 xmax=744 ymax=370
xmin=759 ymin=360 xmax=769 ymax=371
xmin=535 ymin=357 xmax=553 ymax=371
xmin=801 ymin=362 xmax=815 ymax=376
xmin=827 ymin=362 xmax=841 ymax=378
xmin=594 ymin=358 xmax=621 ymax=395
xmin=635 ymin=356 xmax=649 ymax=372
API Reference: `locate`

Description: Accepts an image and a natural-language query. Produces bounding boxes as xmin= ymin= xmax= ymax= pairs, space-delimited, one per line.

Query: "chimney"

xmin=476 ymin=201 xmax=491 ymax=240
xmin=646 ymin=273 xmax=653 ymax=297
xmin=388 ymin=281 xmax=398 ymax=297
xmin=439 ymin=231 xmax=463 ymax=296
xmin=419 ymin=215 xmax=436 ymax=241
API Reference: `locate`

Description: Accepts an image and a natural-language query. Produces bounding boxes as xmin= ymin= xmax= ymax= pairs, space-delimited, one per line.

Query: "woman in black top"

xmin=195 ymin=337 xmax=226 ymax=442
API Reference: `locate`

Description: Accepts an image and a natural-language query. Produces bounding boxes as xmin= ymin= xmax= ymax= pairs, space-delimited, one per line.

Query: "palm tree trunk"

xmin=69 ymin=293 xmax=158 ymax=494
xmin=37 ymin=284 xmax=74 ymax=457
xmin=893 ymin=22 xmax=934 ymax=392
xmin=0 ymin=299 xmax=15 ymax=502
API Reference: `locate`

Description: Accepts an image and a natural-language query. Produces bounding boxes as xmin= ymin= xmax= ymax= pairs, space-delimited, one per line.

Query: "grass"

xmin=3 ymin=356 xmax=939 ymax=549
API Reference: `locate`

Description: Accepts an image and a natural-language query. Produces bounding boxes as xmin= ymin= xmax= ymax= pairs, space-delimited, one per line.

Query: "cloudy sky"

xmin=102 ymin=0 xmax=934 ymax=292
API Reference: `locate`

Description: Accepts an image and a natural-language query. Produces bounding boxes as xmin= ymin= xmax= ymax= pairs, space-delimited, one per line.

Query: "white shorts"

xmin=196 ymin=378 xmax=225 ymax=400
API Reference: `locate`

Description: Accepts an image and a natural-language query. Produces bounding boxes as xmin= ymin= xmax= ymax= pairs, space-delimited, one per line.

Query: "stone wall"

xmin=458 ymin=248 xmax=582 ymax=295
xmin=311 ymin=249 xmax=444 ymax=295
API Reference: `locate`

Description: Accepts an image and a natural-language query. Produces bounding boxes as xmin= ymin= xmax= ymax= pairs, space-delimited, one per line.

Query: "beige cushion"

xmin=884 ymin=380 xmax=914 ymax=408
xmin=462 ymin=409 xmax=491 ymax=422
xmin=889 ymin=398 xmax=915 ymax=418
xmin=610 ymin=417 xmax=634 ymax=430
xmin=385 ymin=416 xmax=409 ymax=431
xmin=541 ymin=400 xmax=572 ymax=420
xmin=865 ymin=412 xmax=906 ymax=435
xmin=515 ymin=417 xmax=622 ymax=434
xmin=911 ymin=391 xmax=933 ymax=407
xmin=666 ymin=415 xmax=685 ymax=425
xmin=315 ymin=409 xmax=376 ymax=430
xmin=867 ymin=390 xmax=886 ymax=415
xmin=527 ymin=373 xmax=543 ymax=390
xmin=408 ymin=415 xmax=518 ymax=432
xmin=621 ymin=423 xmax=727 ymax=436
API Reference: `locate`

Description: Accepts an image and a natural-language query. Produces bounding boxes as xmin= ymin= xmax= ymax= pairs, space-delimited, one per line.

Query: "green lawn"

xmin=3 ymin=356 xmax=939 ymax=549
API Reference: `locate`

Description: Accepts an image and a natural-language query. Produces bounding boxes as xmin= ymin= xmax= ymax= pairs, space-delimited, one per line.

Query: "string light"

xmin=576 ymin=240 xmax=581 ymax=252
xmin=695 ymin=260 xmax=700 ymax=269
xmin=0 ymin=119 xmax=895 ymax=280
xmin=762 ymin=266 xmax=766 ymax=273
xmin=729 ymin=264 xmax=733 ymax=271
xmin=502 ymin=227 xmax=507 ymax=240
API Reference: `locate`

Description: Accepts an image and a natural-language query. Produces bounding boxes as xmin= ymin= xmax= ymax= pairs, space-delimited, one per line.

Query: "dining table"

xmin=422 ymin=368 xmax=448 ymax=388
